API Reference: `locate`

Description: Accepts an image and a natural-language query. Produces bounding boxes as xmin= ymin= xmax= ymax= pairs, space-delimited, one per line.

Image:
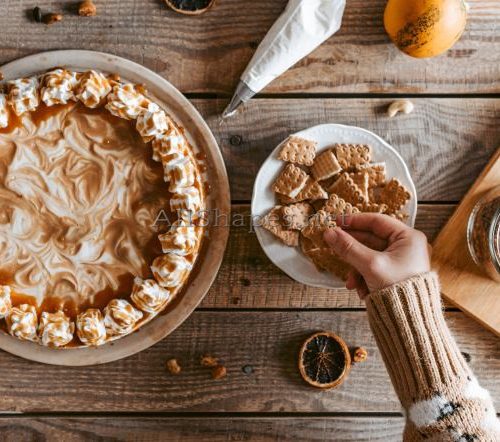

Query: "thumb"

xmin=324 ymin=228 xmax=377 ymax=270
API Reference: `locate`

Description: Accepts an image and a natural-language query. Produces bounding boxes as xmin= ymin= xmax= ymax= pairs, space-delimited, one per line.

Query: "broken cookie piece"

xmin=260 ymin=206 xmax=299 ymax=247
xmin=282 ymin=202 xmax=314 ymax=230
xmin=311 ymin=149 xmax=342 ymax=181
xmin=379 ymin=178 xmax=411 ymax=214
xmin=301 ymin=210 xmax=337 ymax=248
xmin=358 ymin=162 xmax=386 ymax=187
xmin=277 ymin=136 xmax=317 ymax=166
xmin=333 ymin=144 xmax=372 ymax=170
xmin=327 ymin=173 xmax=367 ymax=206
xmin=322 ymin=194 xmax=360 ymax=217
xmin=272 ymin=164 xmax=309 ymax=198
xmin=349 ymin=171 xmax=369 ymax=201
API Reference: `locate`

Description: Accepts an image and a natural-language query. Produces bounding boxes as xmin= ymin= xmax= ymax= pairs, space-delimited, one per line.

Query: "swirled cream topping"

xmin=151 ymin=128 xmax=185 ymax=162
xmin=75 ymin=70 xmax=111 ymax=108
xmin=8 ymin=77 xmax=39 ymax=116
xmin=0 ymin=102 xmax=172 ymax=311
xmin=170 ymin=187 xmax=202 ymax=218
xmin=106 ymin=83 xmax=153 ymax=120
xmin=41 ymin=69 xmax=79 ymax=106
xmin=151 ymin=254 xmax=192 ymax=288
xmin=163 ymin=154 xmax=196 ymax=192
xmin=39 ymin=311 xmax=75 ymax=347
xmin=76 ymin=308 xmax=106 ymax=346
xmin=0 ymin=285 xmax=11 ymax=318
xmin=7 ymin=304 xmax=38 ymax=341
xmin=103 ymin=299 xmax=143 ymax=336
xmin=131 ymin=277 xmax=171 ymax=313
xmin=0 ymin=94 xmax=9 ymax=128
xmin=159 ymin=220 xmax=198 ymax=256
xmin=136 ymin=104 xmax=170 ymax=142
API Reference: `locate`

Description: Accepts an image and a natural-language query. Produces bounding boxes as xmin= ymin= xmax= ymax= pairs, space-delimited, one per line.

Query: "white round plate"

xmin=0 ymin=50 xmax=230 ymax=365
xmin=252 ymin=124 xmax=417 ymax=289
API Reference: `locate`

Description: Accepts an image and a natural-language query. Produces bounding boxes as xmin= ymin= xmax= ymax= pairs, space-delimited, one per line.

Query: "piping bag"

xmin=222 ymin=0 xmax=346 ymax=118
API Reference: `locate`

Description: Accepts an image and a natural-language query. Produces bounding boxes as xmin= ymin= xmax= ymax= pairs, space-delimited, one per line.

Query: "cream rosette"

xmin=39 ymin=311 xmax=75 ymax=347
xmin=76 ymin=309 xmax=107 ymax=346
xmin=76 ymin=70 xmax=112 ymax=108
xmin=159 ymin=220 xmax=198 ymax=256
xmin=0 ymin=93 xmax=9 ymax=128
xmin=136 ymin=103 xmax=169 ymax=142
xmin=7 ymin=77 xmax=39 ymax=116
xmin=0 ymin=285 xmax=12 ymax=319
xmin=6 ymin=304 xmax=38 ymax=342
xmin=151 ymin=254 xmax=192 ymax=288
xmin=103 ymin=299 xmax=143 ymax=336
xmin=170 ymin=187 xmax=202 ymax=219
xmin=41 ymin=69 xmax=79 ymax=106
xmin=151 ymin=128 xmax=185 ymax=162
xmin=105 ymin=83 xmax=153 ymax=120
xmin=162 ymin=153 xmax=196 ymax=192
xmin=131 ymin=277 xmax=172 ymax=314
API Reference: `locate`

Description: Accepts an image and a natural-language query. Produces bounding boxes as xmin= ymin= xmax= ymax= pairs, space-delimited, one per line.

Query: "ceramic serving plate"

xmin=0 ymin=50 xmax=230 ymax=365
xmin=252 ymin=124 xmax=417 ymax=289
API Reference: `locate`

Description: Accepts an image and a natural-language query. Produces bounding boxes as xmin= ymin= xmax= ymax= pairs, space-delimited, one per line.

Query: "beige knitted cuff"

xmin=365 ymin=272 xmax=471 ymax=408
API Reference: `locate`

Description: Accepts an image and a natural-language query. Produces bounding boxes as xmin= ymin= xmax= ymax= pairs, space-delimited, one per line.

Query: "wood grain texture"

xmin=0 ymin=416 xmax=406 ymax=441
xmin=201 ymin=204 xmax=454 ymax=309
xmin=433 ymin=148 xmax=500 ymax=336
xmin=0 ymin=311 xmax=496 ymax=413
xmin=0 ymin=1 xmax=498 ymax=94
xmin=193 ymin=98 xmax=500 ymax=202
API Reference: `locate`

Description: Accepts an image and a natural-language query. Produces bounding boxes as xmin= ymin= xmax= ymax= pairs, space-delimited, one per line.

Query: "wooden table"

xmin=0 ymin=1 xmax=499 ymax=440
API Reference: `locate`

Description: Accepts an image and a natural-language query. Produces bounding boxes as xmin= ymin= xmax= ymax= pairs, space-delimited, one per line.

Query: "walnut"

xmin=211 ymin=365 xmax=227 ymax=380
xmin=42 ymin=13 xmax=63 ymax=25
xmin=200 ymin=355 xmax=218 ymax=367
xmin=353 ymin=347 xmax=368 ymax=363
xmin=79 ymin=0 xmax=97 ymax=17
xmin=166 ymin=358 xmax=181 ymax=375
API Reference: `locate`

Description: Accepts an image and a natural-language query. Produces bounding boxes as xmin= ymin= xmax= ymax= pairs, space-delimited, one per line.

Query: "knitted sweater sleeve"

xmin=365 ymin=272 xmax=500 ymax=441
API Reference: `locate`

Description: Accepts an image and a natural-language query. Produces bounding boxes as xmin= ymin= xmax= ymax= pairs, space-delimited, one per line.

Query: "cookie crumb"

xmin=353 ymin=347 xmax=368 ymax=363
xmin=166 ymin=358 xmax=181 ymax=375
xmin=79 ymin=0 xmax=97 ymax=16
xmin=211 ymin=365 xmax=227 ymax=380
xmin=200 ymin=355 xmax=218 ymax=367
xmin=42 ymin=13 xmax=63 ymax=25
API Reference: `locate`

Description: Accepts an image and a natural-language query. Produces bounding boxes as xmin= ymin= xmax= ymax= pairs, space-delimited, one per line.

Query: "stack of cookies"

xmin=260 ymin=136 xmax=411 ymax=280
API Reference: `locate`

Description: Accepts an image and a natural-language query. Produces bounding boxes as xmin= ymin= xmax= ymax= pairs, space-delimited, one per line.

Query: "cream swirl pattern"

xmin=0 ymin=68 xmax=205 ymax=348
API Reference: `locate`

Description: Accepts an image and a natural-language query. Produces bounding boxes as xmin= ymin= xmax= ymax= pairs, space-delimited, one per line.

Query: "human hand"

xmin=323 ymin=213 xmax=431 ymax=299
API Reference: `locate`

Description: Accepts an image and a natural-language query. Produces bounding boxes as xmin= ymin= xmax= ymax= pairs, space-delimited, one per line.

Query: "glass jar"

xmin=467 ymin=185 xmax=500 ymax=282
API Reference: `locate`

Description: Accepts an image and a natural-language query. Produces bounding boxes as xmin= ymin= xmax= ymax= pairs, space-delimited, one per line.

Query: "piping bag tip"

xmin=221 ymin=80 xmax=256 ymax=119
xmin=221 ymin=99 xmax=242 ymax=119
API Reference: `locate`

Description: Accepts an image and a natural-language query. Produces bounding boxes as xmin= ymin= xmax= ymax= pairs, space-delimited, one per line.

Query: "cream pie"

xmin=0 ymin=68 xmax=206 ymax=348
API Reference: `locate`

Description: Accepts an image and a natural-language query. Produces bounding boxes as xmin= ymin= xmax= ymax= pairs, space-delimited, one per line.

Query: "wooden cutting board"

xmin=432 ymin=148 xmax=500 ymax=336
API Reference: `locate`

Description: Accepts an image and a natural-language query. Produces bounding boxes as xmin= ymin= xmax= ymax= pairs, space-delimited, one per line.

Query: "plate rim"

xmin=251 ymin=123 xmax=418 ymax=289
xmin=0 ymin=50 xmax=230 ymax=365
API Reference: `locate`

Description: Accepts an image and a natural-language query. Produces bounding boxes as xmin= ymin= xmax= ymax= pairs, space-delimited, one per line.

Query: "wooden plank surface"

xmin=0 ymin=416 xmax=406 ymax=441
xmin=0 ymin=311 xmax=496 ymax=413
xmin=201 ymin=204 xmax=454 ymax=309
xmin=193 ymin=98 xmax=500 ymax=202
xmin=433 ymin=148 xmax=500 ymax=336
xmin=0 ymin=1 xmax=498 ymax=94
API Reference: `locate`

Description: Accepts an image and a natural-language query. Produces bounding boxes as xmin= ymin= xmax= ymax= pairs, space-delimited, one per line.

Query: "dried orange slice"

xmin=298 ymin=331 xmax=351 ymax=389
xmin=165 ymin=0 xmax=215 ymax=15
